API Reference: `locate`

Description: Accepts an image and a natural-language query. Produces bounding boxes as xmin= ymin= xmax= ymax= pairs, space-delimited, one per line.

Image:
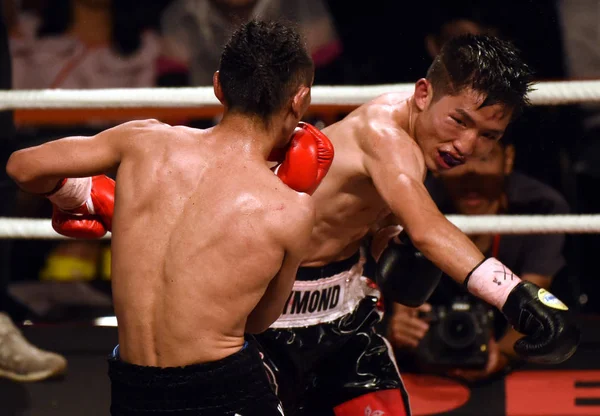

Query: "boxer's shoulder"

xmin=115 ymin=118 xmax=171 ymax=133
xmin=239 ymin=170 xmax=315 ymax=218
xmin=103 ymin=119 xmax=176 ymax=144
xmin=358 ymin=113 xmax=425 ymax=183
xmin=116 ymin=120 xmax=200 ymax=149
xmin=360 ymin=114 xmax=420 ymax=161
xmin=87 ymin=119 xmax=175 ymax=159
xmin=373 ymin=91 xmax=413 ymax=106
xmin=353 ymin=98 xmax=410 ymax=145
xmin=269 ymin=190 xmax=315 ymax=250
xmin=271 ymin=178 xmax=315 ymax=213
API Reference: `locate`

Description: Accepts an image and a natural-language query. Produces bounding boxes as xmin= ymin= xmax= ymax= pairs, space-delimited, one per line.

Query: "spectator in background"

xmin=160 ymin=0 xmax=343 ymax=86
xmin=423 ymin=6 xmax=497 ymax=59
xmin=384 ymin=138 xmax=570 ymax=382
xmin=0 ymin=0 xmax=67 ymax=382
xmin=4 ymin=0 xmax=162 ymax=312
xmin=9 ymin=0 xmax=161 ymax=90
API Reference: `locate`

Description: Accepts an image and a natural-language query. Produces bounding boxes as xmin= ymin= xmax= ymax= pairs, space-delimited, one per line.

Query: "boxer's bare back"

xmin=302 ymin=92 xmax=418 ymax=266
xmin=102 ymin=120 xmax=313 ymax=367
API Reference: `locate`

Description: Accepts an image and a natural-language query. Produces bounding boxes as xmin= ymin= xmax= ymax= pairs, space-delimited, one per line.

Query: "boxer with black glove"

xmin=376 ymin=229 xmax=578 ymax=364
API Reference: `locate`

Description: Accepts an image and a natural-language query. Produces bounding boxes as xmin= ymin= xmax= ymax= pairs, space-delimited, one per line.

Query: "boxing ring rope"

xmin=1 ymin=215 xmax=600 ymax=240
xmin=2 ymin=80 xmax=600 ymax=109
xmin=2 ymin=79 xmax=600 ymax=238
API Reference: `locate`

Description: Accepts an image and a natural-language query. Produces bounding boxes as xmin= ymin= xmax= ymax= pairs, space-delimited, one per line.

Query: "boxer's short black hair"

xmin=219 ymin=20 xmax=314 ymax=120
xmin=426 ymin=34 xmax=534 ymax=118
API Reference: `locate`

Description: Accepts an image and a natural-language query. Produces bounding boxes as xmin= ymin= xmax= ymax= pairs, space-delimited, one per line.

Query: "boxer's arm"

xmin=6 ymin=119 xmax=158 ymax=194
xmin=365 ymin=131 xmax=579 ymax=363
xmin=245 ymin=251 xmax=305 ymax=334
xmin=363 ymin=129 xmax=484 ymax=284
xmin=245 ymin=194 xmax=316 ymax=333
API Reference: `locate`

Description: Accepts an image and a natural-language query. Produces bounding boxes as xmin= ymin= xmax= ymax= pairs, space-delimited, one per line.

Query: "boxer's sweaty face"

xmin=416 ymin=88 xmax=512 ymax=173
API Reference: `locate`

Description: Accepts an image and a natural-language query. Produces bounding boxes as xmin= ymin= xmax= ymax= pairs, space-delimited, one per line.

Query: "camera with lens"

xmin=415 ymin=298 xmax=495 ymax=370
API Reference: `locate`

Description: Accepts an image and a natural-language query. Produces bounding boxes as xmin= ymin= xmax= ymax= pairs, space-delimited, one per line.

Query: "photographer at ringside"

xmin=377 ymin=137 xmax=571 ymax=383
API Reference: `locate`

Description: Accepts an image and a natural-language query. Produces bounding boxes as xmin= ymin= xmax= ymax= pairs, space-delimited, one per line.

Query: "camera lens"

xmin=438 ymin=311 xmax=477 ymax=349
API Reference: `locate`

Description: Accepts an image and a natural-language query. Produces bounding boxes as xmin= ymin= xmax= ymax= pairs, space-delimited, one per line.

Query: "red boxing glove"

xmin=271 ymin=122 xmax=334 ymax=195
xmin=46 ymin=175 xmax=115 ymax=239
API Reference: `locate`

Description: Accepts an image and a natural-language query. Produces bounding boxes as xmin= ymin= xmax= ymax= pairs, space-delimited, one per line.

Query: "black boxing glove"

xmin=465 ymin=257 xmax=580 ymax=364
xmin=502 ymin=281 xmax=580 ymax=364
xmin=375 ymin=231 xmax=443 ymax=307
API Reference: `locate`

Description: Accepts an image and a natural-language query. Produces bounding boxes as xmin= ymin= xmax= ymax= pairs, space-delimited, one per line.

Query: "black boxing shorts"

xmin=254 ymin=251 xmax=411 ymax=416
xmin=108 ymin=339 xmax=284 ymax=416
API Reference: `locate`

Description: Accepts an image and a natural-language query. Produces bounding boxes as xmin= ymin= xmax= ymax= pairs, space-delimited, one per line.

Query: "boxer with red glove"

xmin=49 ymin=122 xmax=333 ymax=240
xmin=6 ymin=20 xmax=322 ymax=416
xmin=45 ymin=175 xmax=115 ymax=239
xmin=270 ymin=121 xmax=334 ymax=195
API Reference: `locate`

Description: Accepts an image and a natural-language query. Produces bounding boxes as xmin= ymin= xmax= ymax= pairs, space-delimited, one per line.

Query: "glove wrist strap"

xmin=42 ymin=178 xmax=67 ymax=197
xmin=47 ymin=177 xmax=92 ymax=211
xmin=464 ymin=257 xmax=521 ymax=310
xmin=463 ymin=257 xmax=489 ymax=289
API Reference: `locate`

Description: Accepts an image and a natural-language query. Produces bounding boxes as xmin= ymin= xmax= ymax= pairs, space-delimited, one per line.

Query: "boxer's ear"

xmin=292 ymin=86 xmax=311 ymax=119
xmin=414 ymin=78 xmax=432 ymax=111
xmin=213 ymin=71 xmax=225 ymax=105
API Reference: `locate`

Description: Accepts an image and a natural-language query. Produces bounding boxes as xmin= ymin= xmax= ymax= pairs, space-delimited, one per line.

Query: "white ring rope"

xmin=1 ymin=80 xmax=599 ymax=238
xmin=0 ymin=218 xmax=111 ymax=240
xmin=1 ymin=215 xmax=600 ymax=239
xmin=446 ymin=215 xmax=600 ymax=235
xmin=0 ymin=80 xmax=599 ymax=109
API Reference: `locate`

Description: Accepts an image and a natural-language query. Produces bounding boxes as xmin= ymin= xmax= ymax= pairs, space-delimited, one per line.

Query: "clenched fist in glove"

xmin=465 ymin=257 xmax=580 ymax=364
xmin=46 ymin=175 xmax=115 ymax=239
xmin=270 ymin=121 xmax=334 ymax=195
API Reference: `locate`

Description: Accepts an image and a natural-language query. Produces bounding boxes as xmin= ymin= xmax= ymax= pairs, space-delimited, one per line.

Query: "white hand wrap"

xmin=47 ymin=177 xmax=92 ymax=211
xmin=464 ymin=257 xmax=521 ymax=309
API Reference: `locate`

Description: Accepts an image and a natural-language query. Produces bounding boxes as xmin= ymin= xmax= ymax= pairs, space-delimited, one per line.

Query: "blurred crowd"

xmin=0 ymin=0 xmax=598 ymax=384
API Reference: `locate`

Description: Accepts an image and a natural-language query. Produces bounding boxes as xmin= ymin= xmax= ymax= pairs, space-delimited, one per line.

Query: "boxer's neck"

xmin=217 ymin=112 xmax=285 ymax=159
xmin=406 ymin=97 xmax=416 ymax=138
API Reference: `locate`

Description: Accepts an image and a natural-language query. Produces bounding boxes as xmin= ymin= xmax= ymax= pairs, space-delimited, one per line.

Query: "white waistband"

xmin=269 ymin=260 xmax=379 ymax=328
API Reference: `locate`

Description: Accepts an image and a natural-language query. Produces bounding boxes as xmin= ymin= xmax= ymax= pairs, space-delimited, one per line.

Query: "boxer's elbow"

xmin=406 ymin=221 xmax=448 ymax=255
xmin=402 ymin=228 xmax=428 ymax=250
xmin=404 ymin=215 xmax=465 ymax=267
xmin=387 ymin=174 xmax=430 ymax=244
xmin=399 ymin=222 xmax=432 ymax=254
xmin=6 ymin=150 xmax=32 ymax=185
